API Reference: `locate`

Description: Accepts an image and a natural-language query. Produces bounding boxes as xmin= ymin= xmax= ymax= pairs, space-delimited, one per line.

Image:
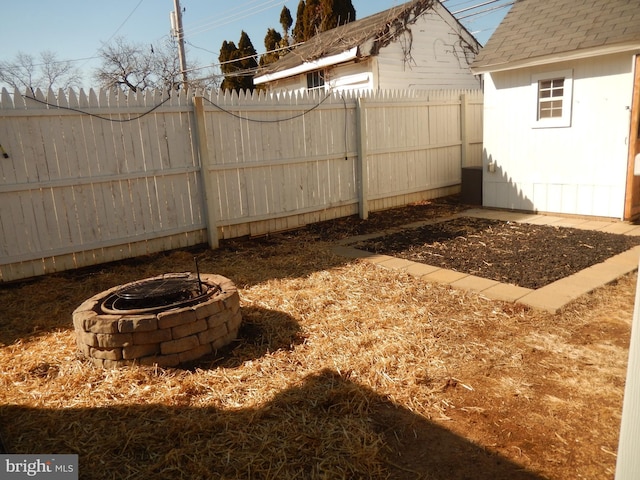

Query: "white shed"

xmin=254 ymin=0 xmax=481 ymax=93
xmin=471 ymin=0 xmax=640 ymax=220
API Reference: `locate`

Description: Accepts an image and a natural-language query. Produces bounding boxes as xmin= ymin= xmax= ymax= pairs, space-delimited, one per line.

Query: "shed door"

xmin=624 ymin=55 xmax=640 ymax=221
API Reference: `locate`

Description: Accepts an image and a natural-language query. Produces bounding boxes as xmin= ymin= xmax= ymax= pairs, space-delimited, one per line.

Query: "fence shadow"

xmin=0 ymin=369 xmax=545 ymax=480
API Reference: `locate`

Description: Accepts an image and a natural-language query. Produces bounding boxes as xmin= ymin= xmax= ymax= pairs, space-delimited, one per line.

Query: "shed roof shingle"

xmin=472 ymin=0 xmax=640 ymax=71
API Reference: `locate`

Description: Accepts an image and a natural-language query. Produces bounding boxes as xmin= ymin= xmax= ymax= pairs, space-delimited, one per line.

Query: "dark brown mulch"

xmin=304 ymin=196 xmax=470 ymax=240
xmin=350 ymin=216 xmax=640 ymax=289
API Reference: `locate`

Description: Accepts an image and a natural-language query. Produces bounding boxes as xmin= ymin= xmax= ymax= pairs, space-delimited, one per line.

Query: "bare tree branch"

xmin=0 ymin=51 xmax=81 ymax=92
xmin=94 ymin=36 xmax=208 ymax=93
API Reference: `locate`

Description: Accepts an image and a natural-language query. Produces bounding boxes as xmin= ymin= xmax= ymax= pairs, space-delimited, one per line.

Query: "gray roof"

xmin=472 ymin=0 xmax=640 ymax=72
xmin=257 ymin=0 xmax=475 ymax=77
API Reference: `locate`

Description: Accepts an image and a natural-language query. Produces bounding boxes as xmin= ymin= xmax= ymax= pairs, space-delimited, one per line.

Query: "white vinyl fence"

xmin=0 ymin=87 xmax=482 ymax=281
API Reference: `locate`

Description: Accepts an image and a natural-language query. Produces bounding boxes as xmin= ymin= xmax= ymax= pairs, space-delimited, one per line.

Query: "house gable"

xmin=375 ymin=2 xmax=480 ymax=90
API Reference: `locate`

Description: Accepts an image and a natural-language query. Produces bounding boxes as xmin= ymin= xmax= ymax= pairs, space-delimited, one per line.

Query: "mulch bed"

xmin=349 ymin=216 xmax=640 ymax=289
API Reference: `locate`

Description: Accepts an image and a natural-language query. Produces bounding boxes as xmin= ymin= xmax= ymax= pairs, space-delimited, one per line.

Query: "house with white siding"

xmin=471 ymin=0 xmax=640 ymax=220
xmin=253 ymin=0 xmax=481 ymax=93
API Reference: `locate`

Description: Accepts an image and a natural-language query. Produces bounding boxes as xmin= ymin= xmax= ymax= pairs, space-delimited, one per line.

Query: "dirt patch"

xmin=0 ymin=196 xmax=635 ymax=479
xmin=350 ymin=216 xmax=640 ymax=289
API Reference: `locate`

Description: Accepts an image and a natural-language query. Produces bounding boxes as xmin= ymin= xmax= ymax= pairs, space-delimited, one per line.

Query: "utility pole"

xmin=171 ymin=0 xmax=188 ymax=89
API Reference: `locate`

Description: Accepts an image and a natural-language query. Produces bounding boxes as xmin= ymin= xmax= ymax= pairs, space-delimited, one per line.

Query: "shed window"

xmin=538 ymin=78 xmax=564 ymax=118
xmin=307 ymin=70 xmax=325 ymax=91
xmin=532 ymin=70 xmax=573 ymax=128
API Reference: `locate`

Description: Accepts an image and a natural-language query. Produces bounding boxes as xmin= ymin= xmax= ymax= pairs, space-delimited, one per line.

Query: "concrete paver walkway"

xmin=332 ymin=209 xmax=640 ymax=313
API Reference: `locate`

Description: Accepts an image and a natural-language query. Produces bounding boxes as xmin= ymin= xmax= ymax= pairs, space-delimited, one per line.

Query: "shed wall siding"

xmin=482 ymin=53 xmax=636 ymax=218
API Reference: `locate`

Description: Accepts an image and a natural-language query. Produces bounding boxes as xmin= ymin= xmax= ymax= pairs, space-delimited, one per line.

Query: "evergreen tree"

xmin=280 ymin=6 xmax=294 ymax=41
xmin=218 ymin=40 xmax=237 ymax=91
xmin=320 ymin=0 xmax=356 ymax=32
xmin=259 ymin=28 xmax=283 ymax=67
xmin=292 ymin=0 xmax=356 ymax=43
xmin=292 ymin=1 xmax=307 ymax=43
xmin=302 ymin=0 xmax=322 ymax=41
xmin=219 ymin=31 xmax=258 ymax=92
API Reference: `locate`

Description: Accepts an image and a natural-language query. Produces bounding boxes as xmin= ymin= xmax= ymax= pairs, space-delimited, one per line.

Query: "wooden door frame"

xmin=624 ymin=54 xmax=640 ymax=220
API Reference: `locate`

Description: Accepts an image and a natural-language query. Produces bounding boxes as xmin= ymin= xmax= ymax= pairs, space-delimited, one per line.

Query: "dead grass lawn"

xmin=0 ymin=215 xmax=634 ymax=479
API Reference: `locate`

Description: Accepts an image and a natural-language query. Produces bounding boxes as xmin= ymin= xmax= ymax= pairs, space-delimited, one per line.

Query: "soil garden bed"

xmin=349 ymin=216 xmax=640 ymax=289
xmin=0 ymin=196 xmax=635 ymax=479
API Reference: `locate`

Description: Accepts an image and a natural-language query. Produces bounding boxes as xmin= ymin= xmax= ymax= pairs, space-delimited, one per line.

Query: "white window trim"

xmin=531 ymin=69 xmax=573 ymax=128
xmin=306 ymin=70 xmax=326 ymax=91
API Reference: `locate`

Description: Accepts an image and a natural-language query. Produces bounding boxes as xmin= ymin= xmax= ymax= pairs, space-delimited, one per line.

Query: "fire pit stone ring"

xmin=72 ymin=273 xmax=241 ymax=368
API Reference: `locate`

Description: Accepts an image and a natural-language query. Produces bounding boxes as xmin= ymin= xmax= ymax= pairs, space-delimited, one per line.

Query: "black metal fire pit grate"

xmin=100 ymin=273 xmax=219 ymax=315
xmin=118 ymin=275 xmax=199 ymax=300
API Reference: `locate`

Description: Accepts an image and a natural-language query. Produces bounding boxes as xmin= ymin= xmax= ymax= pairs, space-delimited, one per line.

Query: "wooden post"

xmin=616 ymin=258 xmax=640 ymax=478
xmin=356 ymin=97 xmax=368 ymax=220
xmin=193 ymin=96 xmax=219 ymax=249
xmin=460 ymin=93 xmax=468 ymax=168
xmin=623 ymin=55 xmax=640 ymax=220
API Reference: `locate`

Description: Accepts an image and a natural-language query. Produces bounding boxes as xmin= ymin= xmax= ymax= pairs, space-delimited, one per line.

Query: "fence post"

xmin=356 ymin=97 xmax=368 ymax=220
xmin=460 ymin=93 xmax=468 ymax=168
xmin=193 ymin=96 xmax=219 ymax=249
xmin=616 ymin=259 xmax=640 ymax=478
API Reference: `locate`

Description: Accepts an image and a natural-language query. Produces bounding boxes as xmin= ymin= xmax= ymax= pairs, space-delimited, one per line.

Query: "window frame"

xmin=306 ymin=70 xmax=326 ymax=91
xmin=531 ymin=69 xmax=573 ymax=128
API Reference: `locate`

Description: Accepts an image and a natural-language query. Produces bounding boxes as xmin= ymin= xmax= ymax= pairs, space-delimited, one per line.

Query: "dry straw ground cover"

xmin=0 ymin=199 xmax=634 ymax=479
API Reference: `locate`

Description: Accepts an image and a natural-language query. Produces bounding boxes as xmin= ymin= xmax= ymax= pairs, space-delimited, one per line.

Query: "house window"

xmin=307 ymin=70 xmax=325 ymax=91
xmin=532 ymin=69 xmax=573 ymax=128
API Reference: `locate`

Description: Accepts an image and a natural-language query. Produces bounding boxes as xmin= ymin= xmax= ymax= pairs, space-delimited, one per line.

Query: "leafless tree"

xmin=93 ymin=37 xmax=159 ymax=93
xmin=94 ymin=36 xmax=216 ymax=93
xmin=0 ymin=51 xmax=82 ymax=92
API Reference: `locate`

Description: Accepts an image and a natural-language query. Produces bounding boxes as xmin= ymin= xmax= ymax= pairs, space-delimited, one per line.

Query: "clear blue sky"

xmin=1 ymin=0 xmax=511 ymax=89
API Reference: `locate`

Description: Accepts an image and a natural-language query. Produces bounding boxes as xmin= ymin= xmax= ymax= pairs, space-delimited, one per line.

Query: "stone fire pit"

xmin=72 ymin=273 xmax=241 ymax=368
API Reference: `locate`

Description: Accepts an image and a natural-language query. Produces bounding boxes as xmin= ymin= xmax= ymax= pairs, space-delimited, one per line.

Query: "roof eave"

xmin=254 ymin=47 xmax=359 ymax=85
xmin=472 ymin=41 xmax=640 ymax=74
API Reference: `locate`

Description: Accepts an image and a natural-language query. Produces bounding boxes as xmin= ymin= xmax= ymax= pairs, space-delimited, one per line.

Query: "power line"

xmin=185 ymin=41 xmax=304 ymax=77
xmin=103 ymin=0 xmax=146 ymax=46
xmin=457 ymin=1 xmax=514 ymax=21
xmin=12 ymin=0 xmax=148 ymax=68
xmin=185 ymin=0 xmax=284 ymax=32
xmin=185 ymin=0 xmax=287 ymax=38
xmin=75 ymin=0 xmax=147 ymax=72
xmin=451 ymin=0 xmax=504 ymax=15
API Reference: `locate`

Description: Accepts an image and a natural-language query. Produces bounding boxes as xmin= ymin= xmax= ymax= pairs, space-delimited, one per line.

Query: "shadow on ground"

xmin=183 ymin=305 xmax=306 ymax=370
xmin=1 ymin=369 xmax=545 ymax=480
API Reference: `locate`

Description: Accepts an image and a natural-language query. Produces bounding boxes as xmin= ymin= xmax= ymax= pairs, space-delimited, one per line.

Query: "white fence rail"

xmin=0 ymin=87 xmax=482 ymax=281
